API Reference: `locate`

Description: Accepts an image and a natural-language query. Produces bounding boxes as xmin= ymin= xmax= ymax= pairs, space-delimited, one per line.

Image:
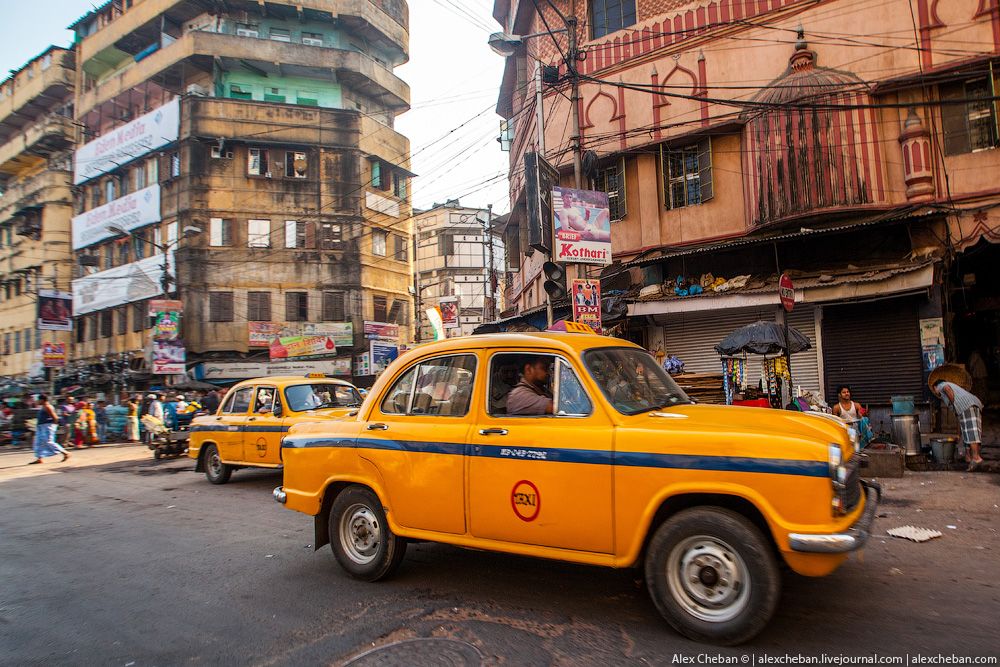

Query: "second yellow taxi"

xmin=188 ymin=374 xmax=362 ymax=484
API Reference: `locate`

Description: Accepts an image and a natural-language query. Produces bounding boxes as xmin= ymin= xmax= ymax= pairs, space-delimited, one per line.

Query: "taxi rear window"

xmin=284 ymin=383 xmax=361 ymax=412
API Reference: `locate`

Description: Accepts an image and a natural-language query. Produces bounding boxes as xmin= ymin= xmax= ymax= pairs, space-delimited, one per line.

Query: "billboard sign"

xmin=37 ymin=290 xmax=73 ymax=331
xmin=523 ymin=151 xmax=559 ymax=253
xmin=194 ymin=358 xmax=352 ymax=380
xmin=152 ymin=340 xmax=186 ymax=374
xmin=74 ymin=98 xmax=180 ymax=184
xmin=269 ymin=335 xmax=337 ymax=361
xmin=251 ymin=323 xmax=353 ymax=349
xmin=42 ymin=342 xmax=67 ymax=368
xmin=370 ymin=340 xmax=399 ymax=373
xmin=73 ymin=252 xmax=171 ymax=315
xmin=571 ymin=279 xmax=602 ymax=334
xmin=439 ymin=297 xmax=459 ymax=329
xmin=363 ymin=321 xmax=399 ymax=340
xmin=71 ymin=184 xmax=161 ymax=250
xmin=552 ymin=186 xmax=612 ymax=265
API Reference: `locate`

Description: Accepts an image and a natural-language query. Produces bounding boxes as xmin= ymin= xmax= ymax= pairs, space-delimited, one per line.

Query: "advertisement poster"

xmin=364 ymin=321 xmax=399 ymax=340
xmin=439 ymin=297 xmax=459 ymax=329
xmin=354 ymin=352 xmax=371 ymax=377
xmin=152 ymin=340 xmax=186 ymax=374
xmin=269 ymin=335 xmax=336 ymax=361
xmin=551 ymin=186 xmax=612 ymax=266
xmin=153 ymin=311 xmax=180 ymax=341
xmin=250 ymin=322 xmax=353 ymax=348
xmin=919 ymin=318 xmax=945 ymax=347
xmin=73 ymin=252 xmax=172 ymax=315
xmin=370 ymin=341 xmax=399 ymax=373
xmin=42 ymin=342 xmax=67 ymax=368
xmin=923 ymin=345 xmax=946 ymax=372
xmin=38 ymin=290 xmax=73 ymax=331
xmin=571 ymin=279 xmax=603 ymax=333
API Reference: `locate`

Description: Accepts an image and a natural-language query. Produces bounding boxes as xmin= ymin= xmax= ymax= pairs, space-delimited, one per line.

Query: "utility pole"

xmin=568 ymin=0 xmax=583 ymax=189
xmin=412 ymin=232 xmax=422 ymax=343
xmin=485 ymin=203 xmax=495 ymax=322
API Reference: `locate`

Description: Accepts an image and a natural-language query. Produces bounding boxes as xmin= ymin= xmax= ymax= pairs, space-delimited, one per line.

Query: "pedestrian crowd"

xmin=8 ymin=388 xmax=229 ymax=465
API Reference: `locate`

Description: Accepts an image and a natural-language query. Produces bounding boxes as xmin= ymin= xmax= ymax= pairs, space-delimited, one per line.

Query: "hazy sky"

xmin=0 ymin=1 xmax=509 ymax=213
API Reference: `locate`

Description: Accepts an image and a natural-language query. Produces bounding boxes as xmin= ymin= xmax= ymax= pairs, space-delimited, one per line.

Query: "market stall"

xmin=715 ymin=320 xmax=813 ymax=408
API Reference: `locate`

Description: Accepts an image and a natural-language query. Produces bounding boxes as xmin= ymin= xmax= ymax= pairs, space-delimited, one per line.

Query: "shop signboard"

xmin=72 ymin=185 xmax=161 ymax=250
xmin=249 ymin=322 xmax=284 ymax=347
xmin=149 ymin=299 xmax=183 ymax=315
xmin=152 ymin=340 xmax=186 ymax=374
xmin=439 ymin=297 xmax=459 ymax=329
xmin=42 ymin=342 xmax=67 ymax=368
xmin=571 ymin=279 xmax=602 ymax=333
xmin=524 ymin=151 xmax=558 ymax=253
xmin=364 ymin=321 xmax=399 ymax=340
xmin=269 ymin=335 xmax=337 ymax=361
xmin=370 ymin=340 xmax=399 ymax=373
xmin=37 ymin=290 xmax=73 ymax=331
xmin=74 ymin=98 xmax=180 ymax=185
xmin=551 ymin=186 xmax=612 ymax=266
xmin=194 ymin=358 xmax=353 ymax=380
xmin=250 ymin=322 xmax=353 ymax=348
xmin=73 ymin=252 xmax=172 ymax=315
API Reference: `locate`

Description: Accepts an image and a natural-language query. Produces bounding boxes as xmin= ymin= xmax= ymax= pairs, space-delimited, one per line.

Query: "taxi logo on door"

xmin=256 ymin=438 xmax=267 ymax=457
xmin=510 ymin=480 xmax=540 ymax=522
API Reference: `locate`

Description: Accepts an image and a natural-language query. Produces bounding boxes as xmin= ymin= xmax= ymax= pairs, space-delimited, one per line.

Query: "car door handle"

xmin=248 ymin=417 xmax=257 ymax=421
xmin=366 ymin=423 xmax=389 ymax=431
xmin=478 ymin=428 xmax=508 ymax=436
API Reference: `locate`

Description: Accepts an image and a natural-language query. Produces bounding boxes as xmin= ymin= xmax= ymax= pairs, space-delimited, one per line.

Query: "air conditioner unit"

xmin=210 ymin=146 xmax=234 ymax=159
xmin=186 ymin=83 xmax=209 ymax=97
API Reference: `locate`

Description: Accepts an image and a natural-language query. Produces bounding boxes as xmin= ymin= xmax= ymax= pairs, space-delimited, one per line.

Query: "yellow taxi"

xmin=275 ymin=331 xmax=878 ymax=645
xmin=188 ymin=374 xmax=362 ymax=484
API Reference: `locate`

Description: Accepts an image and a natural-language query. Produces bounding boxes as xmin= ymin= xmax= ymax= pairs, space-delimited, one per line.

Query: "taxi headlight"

xmin=828 ymin=444 xmax=842 ymax=476
xmin=829 ymin=444 xmax=849 ymax=515
xmin=846 ymin=426 xmax=860 ymax=451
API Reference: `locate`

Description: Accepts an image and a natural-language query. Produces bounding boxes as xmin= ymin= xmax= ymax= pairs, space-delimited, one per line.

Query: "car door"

xmin=243 ymin=384 xmax=283 ymax=464
xmin=214 ymin=385 xmax=253 ymax=463
xmin=467 ymin=350 xmax=614 ymax=553
xmin=358 ymin=352 xmax=479 ymax=535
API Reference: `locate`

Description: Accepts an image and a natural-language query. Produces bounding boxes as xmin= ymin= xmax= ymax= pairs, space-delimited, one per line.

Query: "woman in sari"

xmin=74 ymin=401 xmax=98 ymax=447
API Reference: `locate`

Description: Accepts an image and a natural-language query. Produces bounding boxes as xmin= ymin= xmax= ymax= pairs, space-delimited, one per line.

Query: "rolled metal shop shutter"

xmin=660 ymin=306 xmax=778 ymax=386
xmin=786 ymin=305 xmax=821 ymax=396
xmin=821 ymin=297 xmax=924 ymax=404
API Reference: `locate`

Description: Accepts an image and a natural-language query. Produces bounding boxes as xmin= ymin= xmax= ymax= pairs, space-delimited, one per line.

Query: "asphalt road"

xmin=1 ymin=444 xmax=998 ymax=666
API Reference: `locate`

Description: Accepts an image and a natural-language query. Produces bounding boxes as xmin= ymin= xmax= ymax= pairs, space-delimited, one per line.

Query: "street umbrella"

xmin=169 ymin=379 xmax=219 ymax=392
xmin=714 ymin=320 xmax=812 ymax=356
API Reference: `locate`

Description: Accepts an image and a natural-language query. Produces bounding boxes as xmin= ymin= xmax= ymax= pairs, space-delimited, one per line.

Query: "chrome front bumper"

xmin=788 ymin=480 xmax=881 ymax=553
xmin=273 ymin=486 xmax=287 ymax=504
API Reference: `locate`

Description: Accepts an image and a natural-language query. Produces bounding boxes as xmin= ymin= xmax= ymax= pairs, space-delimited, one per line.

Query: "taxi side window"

xmin=380 ymin=354 xmax=477 ymax=417
xmin=253 ymin=386 xmax=276 ymax=413
xmin=488 ymin=353 xmax=591 ymax=417
xmin=223 ymin=387 xmax=253 ymax=414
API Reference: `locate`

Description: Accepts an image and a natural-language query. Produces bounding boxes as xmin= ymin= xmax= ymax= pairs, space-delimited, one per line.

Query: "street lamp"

xmin=487 ymin=29 xmax=566 ymax=57
xmin=106 ymin=224 xmax=202 ymax=297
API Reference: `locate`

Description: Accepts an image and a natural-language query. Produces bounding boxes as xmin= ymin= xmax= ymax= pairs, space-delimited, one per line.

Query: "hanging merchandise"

xmin=722 ymin=357 xmax=747 ymax=405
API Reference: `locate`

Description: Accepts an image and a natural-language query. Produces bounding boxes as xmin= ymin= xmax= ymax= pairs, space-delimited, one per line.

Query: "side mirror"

xmin=273 ymin=402 xmax=283 ymax=418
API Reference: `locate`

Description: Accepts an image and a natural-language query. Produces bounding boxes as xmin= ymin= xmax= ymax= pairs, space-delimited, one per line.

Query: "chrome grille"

xmin=841 ymin=455 xmax=862 ymax=511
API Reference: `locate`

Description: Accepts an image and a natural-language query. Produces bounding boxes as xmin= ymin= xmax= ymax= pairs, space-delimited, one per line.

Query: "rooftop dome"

xmin=751 ymin=31 xmax=867 ymax=108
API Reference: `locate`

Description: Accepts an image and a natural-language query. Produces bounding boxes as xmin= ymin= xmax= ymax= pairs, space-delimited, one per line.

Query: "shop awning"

xmin=629 ymin=261 xmax=936 ymax=317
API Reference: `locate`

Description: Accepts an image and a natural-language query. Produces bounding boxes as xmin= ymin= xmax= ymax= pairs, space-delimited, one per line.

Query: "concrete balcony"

xmin=359 ymin=114 xmax=410 ymax=168
xmin=0 ymin=170 xmax=72 ymax=222
xmin=185 ymin=97 xmax=363 ymax=147
xmin=0 ymin=54 xmax=74 ymax=132
xmin=77 ymin=31 xmax=410 ymax=118
xmin=0 ymin=115 xmax=75 ymax=176
xmin=79 ymin=0 xmax=408 ymax=70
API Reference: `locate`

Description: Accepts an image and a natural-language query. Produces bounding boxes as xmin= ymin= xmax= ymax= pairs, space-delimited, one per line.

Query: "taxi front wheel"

xmin=644 ymin=507 xmax=780 ymax=646
xmin=329 ymin=486 xmax=406 ymax=582
xmin=203 ymin=444 xmax=232 ymax=485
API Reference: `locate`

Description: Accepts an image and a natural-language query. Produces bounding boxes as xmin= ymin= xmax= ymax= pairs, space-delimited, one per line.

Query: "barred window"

xmin=116 ymin=306 xmax=128 ymax=335
xmin=322 ymin=291 xmax=346 ymax=321
xmin=209 ymin=292 xmax=234 ymax=322
xmin=286 ymin=292 xmax=308 ymax=321
xmin=593 ymin=159 xmax=627 ymax=221
xmin=100 ymin=310 xmax=113 ymax=338
xmin=133 ymin=301 xmax=146 ymax=332
xmin=661 ymin=138 xmax=713 ymax=210
xmin=590 ymin=0 xmax=636 ymax=39
xmin=941 ymin=78 xmax=999 ymax=155
xmin=373 ymin=295 xmax=387 ymax=322
xmin=247 ymin=292 xmax=271 ymax=322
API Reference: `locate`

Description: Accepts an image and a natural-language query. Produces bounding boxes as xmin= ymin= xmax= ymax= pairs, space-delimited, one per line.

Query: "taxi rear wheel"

xmin=203 ymin=444 xmax=232 ymax=485
xmin=329 ymin=486 xmax=406 ymax=582
xmin=645 ymin=507 xmax=779 ymax=645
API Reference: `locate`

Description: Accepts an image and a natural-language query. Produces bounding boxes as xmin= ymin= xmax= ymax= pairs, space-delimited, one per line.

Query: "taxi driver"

xmin=506 ymin=356 xmax=554 ymax=415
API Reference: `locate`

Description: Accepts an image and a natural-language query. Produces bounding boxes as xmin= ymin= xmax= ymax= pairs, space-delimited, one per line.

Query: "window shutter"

xmin=940 ymin=82 xmax=970 ymax=156
xmin=304 ymin=222 xmax=315 ymax=248
xmin=284 ymin=220 xmax=297 ymax=248
xmin=698 ymin=138 xmax=714 ymax=203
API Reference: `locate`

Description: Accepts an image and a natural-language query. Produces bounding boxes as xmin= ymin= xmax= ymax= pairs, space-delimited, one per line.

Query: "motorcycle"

xmin=141 ymin=414 xmax=189 ymax=459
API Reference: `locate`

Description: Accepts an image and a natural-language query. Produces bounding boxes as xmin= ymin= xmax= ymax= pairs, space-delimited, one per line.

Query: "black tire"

xmin=153 ymin=448 xmax=162 ymax=460
xmin=644 ymin=507 xmax=780 ymax=645
xmin=329 ymin=486 xmax=406 ymax=581
xmin=203 ymin=444 xmax=232 ymax=485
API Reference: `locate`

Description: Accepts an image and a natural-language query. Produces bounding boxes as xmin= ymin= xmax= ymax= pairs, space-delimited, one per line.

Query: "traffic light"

xmin=542 ymin=261 xmax=567 ymax=302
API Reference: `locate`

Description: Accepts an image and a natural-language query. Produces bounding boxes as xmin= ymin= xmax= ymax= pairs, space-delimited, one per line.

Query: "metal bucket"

xmin=930 ymin=437 xmax=957 ymax=463
xmin=891 ymin=414 xmax=921 ymax=456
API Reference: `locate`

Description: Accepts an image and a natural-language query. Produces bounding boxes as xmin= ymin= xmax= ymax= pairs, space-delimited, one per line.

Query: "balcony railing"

xmin=0 ymin=114 xmax=74 ymax=173
xmin=0 ymin=56 xmax=74 ymax=129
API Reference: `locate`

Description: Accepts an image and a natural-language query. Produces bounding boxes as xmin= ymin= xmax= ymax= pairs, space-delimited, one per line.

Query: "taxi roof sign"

xmin=305 ymin=373 xmax=327 ymax=378
xmin=546 ymin=320 xmax=595 ymax=334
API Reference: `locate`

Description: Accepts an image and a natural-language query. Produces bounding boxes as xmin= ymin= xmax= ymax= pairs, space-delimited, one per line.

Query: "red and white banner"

xmin=571 ymin=279 xmax=602 ymax=333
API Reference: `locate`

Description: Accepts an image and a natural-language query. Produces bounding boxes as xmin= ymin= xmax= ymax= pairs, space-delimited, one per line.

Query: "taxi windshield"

xmin=583 ymin=348 xmax=691 ymax=415
xmin=284 ymin=383 xmax=361 ymax=412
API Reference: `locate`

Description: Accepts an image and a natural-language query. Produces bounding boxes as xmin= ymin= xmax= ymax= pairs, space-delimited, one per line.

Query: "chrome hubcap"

xmin=208 ymin=451 xmax=222 ymax=476
xmin=340 ymin=503 xmax=380 ymax=565
xmin=667 ymin=535 xmax=749 ymax=622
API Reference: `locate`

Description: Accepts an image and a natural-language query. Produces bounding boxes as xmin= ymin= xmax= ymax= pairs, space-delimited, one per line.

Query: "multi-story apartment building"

xmin=0 ymin=47 xmax=76 ymax=383
xmin=65 ymin=0 xmax=413 ymax=390
xmin=413 ymin=200 xmax=504 ymax=340
xmin=494 ymin=0 xmax=1000 ymax=424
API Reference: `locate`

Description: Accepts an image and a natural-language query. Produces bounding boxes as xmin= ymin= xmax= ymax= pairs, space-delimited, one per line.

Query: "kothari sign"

xmin=551 ymin=186 xmax=612 ymax=266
